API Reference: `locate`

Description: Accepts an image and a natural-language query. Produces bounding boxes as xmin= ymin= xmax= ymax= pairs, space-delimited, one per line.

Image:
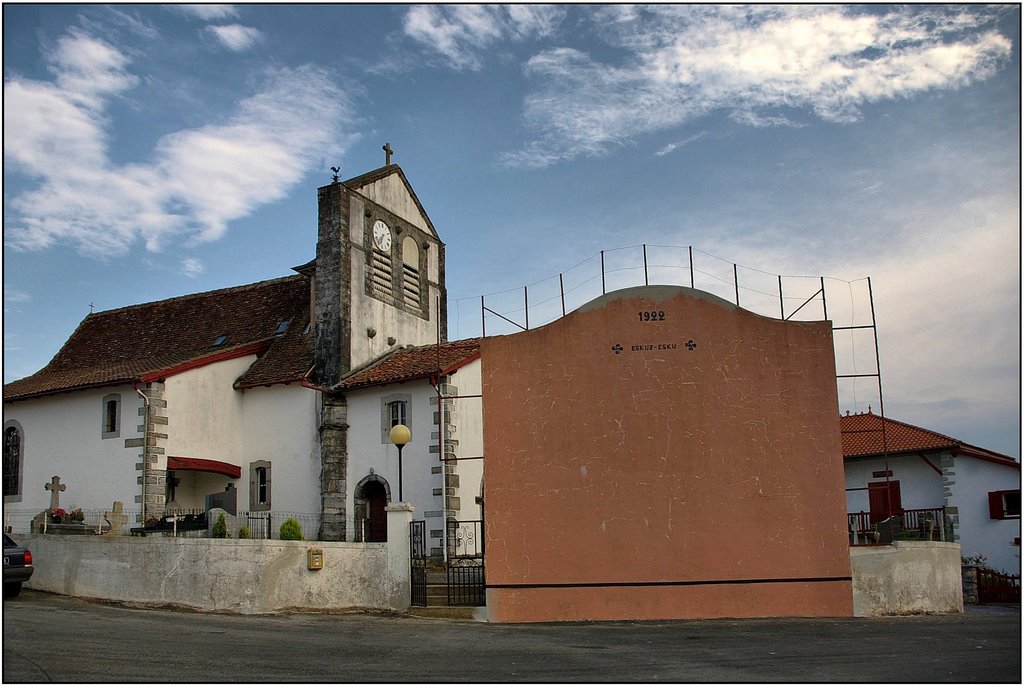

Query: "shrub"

xmin=280 ymin=518 xmax=304 ymax=541
xmin=238 ymin=525 xmax=250 ymax=539
xmin=962 ymin=553 xmax=989 ymax=568
xmin=212 ymin=513 xmax=229 ymax=539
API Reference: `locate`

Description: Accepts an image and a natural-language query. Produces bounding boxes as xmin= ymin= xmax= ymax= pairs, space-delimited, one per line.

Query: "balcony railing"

xmin=847 ymin=507 xmax=950 ymax=546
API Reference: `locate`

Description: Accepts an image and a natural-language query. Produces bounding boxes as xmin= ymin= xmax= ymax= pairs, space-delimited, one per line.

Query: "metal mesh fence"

xmin=3 ymin=508 xmax=360 ymax=542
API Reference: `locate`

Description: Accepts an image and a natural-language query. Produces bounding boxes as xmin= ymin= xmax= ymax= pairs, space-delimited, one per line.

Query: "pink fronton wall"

xmin=481 ymin=286 xmax=852 ymax=622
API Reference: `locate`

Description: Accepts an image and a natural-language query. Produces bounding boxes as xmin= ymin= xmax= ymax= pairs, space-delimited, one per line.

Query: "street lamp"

xmin=389 ymin=424 xmax=411 ymax=501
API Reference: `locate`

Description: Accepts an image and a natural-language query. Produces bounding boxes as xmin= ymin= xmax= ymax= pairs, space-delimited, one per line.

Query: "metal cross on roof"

xmin=383 ymin=142 xmax=394 ymax=166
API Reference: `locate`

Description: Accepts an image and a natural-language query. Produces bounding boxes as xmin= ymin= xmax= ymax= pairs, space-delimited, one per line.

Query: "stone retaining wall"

xmin=850 ymin=541 xmax=963 ymax=616
xmin=22 ymin=504 xmax=413 ymax=614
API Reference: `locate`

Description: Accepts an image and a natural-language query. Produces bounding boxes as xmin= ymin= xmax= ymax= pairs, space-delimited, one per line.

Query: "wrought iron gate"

xmin=410 ymin=520 xmax=427 ymax=607
xmin=446 ymin=519 xmax=485 ymax=606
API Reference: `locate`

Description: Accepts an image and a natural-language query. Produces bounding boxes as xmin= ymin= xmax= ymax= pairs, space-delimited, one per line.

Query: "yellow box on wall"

xmin=307 ymin=547 xmax=324 ymax=570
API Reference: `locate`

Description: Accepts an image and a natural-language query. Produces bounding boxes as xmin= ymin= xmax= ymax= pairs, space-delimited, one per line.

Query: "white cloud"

xmin=4 ymin=291 xmax=32 ymax=304
xmin=181 ymin=258 xmax=205 ymax=278
xmin=502 ymin=6 xmax=1012 ymax=167
xmin=403 ymin=5 xmax=565 ymax=70
xmin=176 ymin=5 xmax=237 ymax=21
xmin=207 ymin=24 xmax=263 ymax=52
xmin=3 ymin=31 xmax=354 ymax=258
xmin=654 ymin=132 xmax=706 ymax=156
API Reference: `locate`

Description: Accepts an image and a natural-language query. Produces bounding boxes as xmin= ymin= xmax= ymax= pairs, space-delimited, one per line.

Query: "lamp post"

xmin=389 ymin=424 xmax=411 ymax=502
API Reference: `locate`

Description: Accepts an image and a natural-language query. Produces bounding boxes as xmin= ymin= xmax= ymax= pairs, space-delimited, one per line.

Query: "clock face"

xmin=372 ymin=220 xmax=392 ymax=251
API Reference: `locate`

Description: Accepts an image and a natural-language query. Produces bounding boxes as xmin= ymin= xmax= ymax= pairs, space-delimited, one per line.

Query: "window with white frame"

xmin=101 ymin=393 xmax=121 ymax=439
xmin=249 ymin=460 xmax=271 ymax=511
xmin=380 ymin=393 xmax=412 ymax=442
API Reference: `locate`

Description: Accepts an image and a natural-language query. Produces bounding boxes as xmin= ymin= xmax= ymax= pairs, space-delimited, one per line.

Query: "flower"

xmin=51 ymin=507 xmax=66 ymax=518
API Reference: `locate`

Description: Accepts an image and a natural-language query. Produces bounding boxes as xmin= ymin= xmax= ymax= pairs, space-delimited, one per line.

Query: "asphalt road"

xmin=3 ymin=590 xmax=1020 ymax=683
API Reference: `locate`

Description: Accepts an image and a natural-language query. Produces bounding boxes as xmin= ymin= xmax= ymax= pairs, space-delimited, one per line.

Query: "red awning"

xmin=166 ymin=456 xmax=241 ymax=479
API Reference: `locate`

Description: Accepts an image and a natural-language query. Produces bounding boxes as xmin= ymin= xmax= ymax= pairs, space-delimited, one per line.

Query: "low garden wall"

xmin=849 ymin=541 xmax=963 ymax=616
xmin=21 ymin=504 xmax=413 ymax=614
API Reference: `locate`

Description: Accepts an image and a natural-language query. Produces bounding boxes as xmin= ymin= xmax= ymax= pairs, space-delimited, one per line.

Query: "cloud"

xmin=181 ymin=258 xmax=205 ymax=278
xmin=502 ymin=6 xmax=1012 ymax=167
xmin=4 ymin=291 xmax=32 ymax=304
xmin=207 ymin=24 xmax=263 ymax=51
xmin=403 ymin=5 xmax=565 ymax=70
xmin=655 ymin=131 xmax=707 ymax=156
xmin=4 ymin=31 xmax=354 ymax=258
xmin=175 ymin=5 xmax=237 ymax=21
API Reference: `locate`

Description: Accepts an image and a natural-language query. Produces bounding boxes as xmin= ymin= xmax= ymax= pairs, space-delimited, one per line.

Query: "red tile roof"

xmin=336 ymin=339 xmax=480 ymax=391
xmin=167 ymin=456 xmax=242 ymax=479
xmin=4 ymin=276 xmax=312 ymax=401
xmin=840 ymin=411 xmax=1018 ymax=467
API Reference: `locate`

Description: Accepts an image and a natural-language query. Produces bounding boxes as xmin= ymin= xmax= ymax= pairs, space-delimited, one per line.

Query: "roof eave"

xmin=3 ymin=377 xmax=138 ymax=404
xmin=139 ymin=340 xmax=272 ymax=383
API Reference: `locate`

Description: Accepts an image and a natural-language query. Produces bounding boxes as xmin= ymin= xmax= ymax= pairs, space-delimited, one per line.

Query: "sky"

xmin=2 ymin=4 xmax=1020 ymax=457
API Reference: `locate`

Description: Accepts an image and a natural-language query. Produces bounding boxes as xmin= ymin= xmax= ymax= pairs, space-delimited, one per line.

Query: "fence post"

xmin=962 ymin=565 xmax=979 ymax=604
xmin=386 ymin=503 xmax=415 ymax=611
xmin=643 ymin=244 xmax=648 ymax=286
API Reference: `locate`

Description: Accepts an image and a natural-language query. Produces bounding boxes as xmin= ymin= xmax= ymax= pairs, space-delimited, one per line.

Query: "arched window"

xmin=3 ymin=426 xmax=22 ymax=498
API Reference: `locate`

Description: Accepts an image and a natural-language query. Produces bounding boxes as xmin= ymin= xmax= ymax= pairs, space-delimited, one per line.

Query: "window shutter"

xmin=989 ymin=491 xmax=1004 ymax=519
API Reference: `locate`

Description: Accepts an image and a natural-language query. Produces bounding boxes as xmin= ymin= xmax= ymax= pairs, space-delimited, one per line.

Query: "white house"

xmin=842 ymin=410 xmax=1020 ymax=573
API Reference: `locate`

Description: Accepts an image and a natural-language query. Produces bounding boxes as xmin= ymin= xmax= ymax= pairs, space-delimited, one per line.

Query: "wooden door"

xmin=868 ymin=480 xmax=902 ymax=522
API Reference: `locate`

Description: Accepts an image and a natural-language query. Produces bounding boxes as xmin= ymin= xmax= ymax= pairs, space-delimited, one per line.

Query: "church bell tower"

xmin=312 ymin=145 xmax=447 ymax=540
xmin=312 ymin=145 xmax=447 ymax=388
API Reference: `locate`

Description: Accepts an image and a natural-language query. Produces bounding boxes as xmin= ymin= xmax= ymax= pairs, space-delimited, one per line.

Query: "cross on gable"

xmin=45 ymin=475 xmax=67 ymax=510
xmin=383 ymin=142 xmax=394 ymax=166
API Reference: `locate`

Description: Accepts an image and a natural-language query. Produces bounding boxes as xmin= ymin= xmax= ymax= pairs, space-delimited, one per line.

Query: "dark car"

xmin=3 ymin=534 xmax=33 ymax=597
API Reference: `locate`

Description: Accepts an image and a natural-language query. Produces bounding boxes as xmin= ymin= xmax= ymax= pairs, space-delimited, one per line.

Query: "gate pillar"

xmin=385 ymin=502 xmax=414 ymax=611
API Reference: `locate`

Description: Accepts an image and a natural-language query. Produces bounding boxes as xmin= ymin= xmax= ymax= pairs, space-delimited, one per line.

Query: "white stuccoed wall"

xmin=3 ymin=384 xmax=142 ymax=514
xmin=346 ymin=381 xmax=438 ymax=529
xmin=20 ymin=505 xmax=414 ymax=614
xmin=951 ymin=457 xmax=1021 ymax=573
xmin=163 ymin=357 xmax=256 ymax=466
xmin=237 ymin=384 xmax=321 ymax=514
xmin=844 ymin=455 xmax=945 ymax=513
xmin=449 ymin=359 xmax=484 ymax=522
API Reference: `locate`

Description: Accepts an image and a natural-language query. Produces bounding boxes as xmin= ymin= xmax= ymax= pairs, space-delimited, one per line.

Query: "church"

xmin=3 ymin=156 xmax=483 ymax=557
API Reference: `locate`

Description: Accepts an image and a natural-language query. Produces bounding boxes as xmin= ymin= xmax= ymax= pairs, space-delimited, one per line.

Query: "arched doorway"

xmin=353 ymin=474 xmax=391 ymax=542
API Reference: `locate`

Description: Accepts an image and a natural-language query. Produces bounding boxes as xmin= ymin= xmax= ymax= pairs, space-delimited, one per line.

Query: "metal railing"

xmin=446 ymin=519 xmax=484 ymax=558
xmin=3 ymin=508 xmax=350 ymax=542
xmin=847 ymin=507 xmax=950 ymax=546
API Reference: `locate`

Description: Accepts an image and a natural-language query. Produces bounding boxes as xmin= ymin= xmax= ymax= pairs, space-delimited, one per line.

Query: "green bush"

xmin=280 ymin=518 xmax=304 ymax=541
xmin=238 ymin=525 xmax=250 ymax=539
xmin=212 ymin=513 xmax=229 ymax=539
